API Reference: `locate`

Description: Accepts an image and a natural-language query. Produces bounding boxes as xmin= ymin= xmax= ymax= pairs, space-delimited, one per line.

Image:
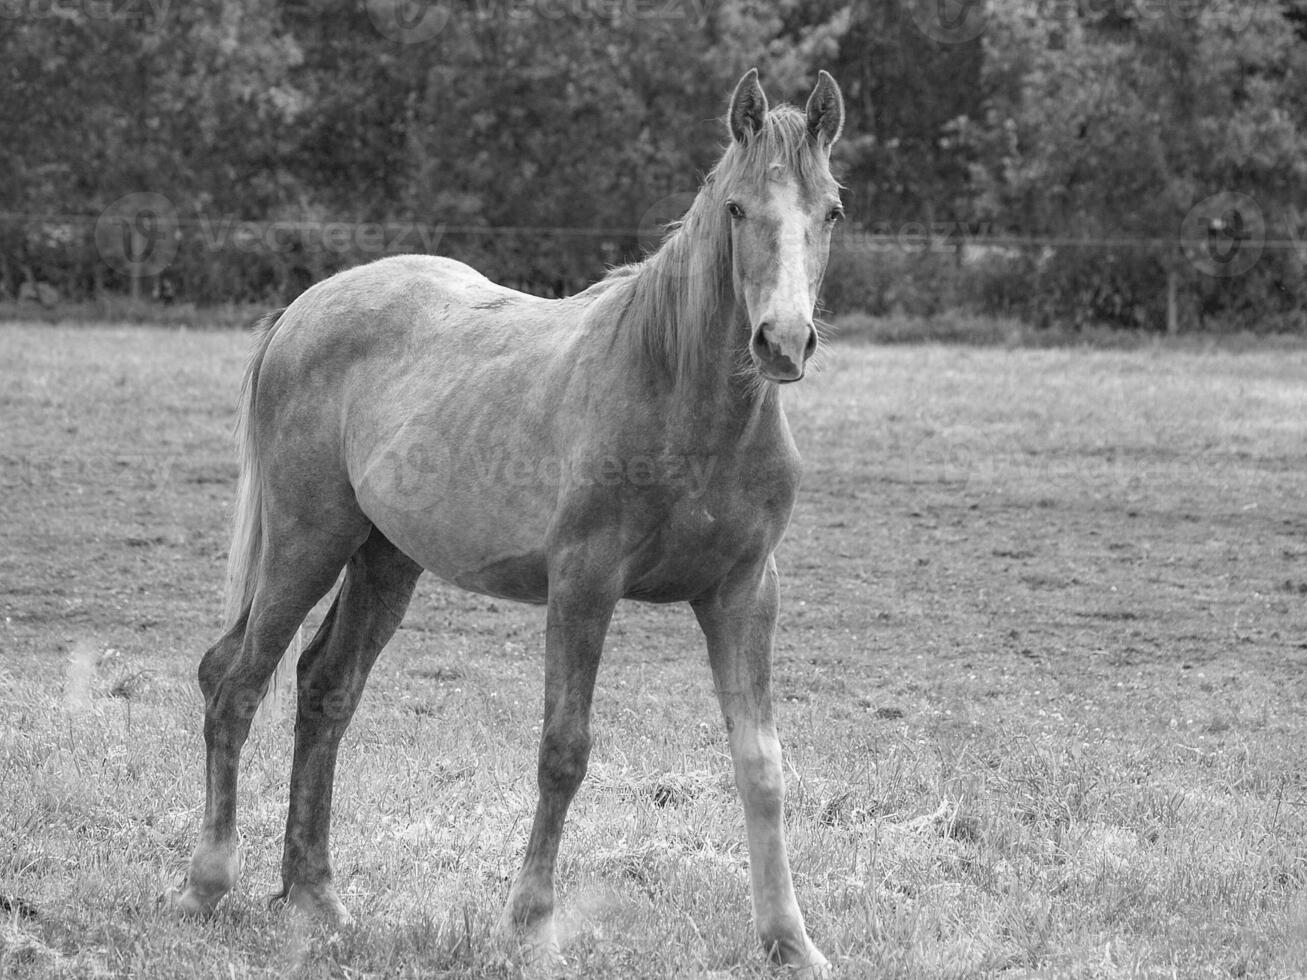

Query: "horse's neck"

xmin=620 ymin=256 xmax=781 ymax=449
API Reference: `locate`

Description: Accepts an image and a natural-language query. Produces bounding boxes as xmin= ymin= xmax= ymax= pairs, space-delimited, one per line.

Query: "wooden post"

xmin=130 ymin=224 xmax=143 ymax=303
xmin=1166 ymin=263 xmax=1178 ymax=336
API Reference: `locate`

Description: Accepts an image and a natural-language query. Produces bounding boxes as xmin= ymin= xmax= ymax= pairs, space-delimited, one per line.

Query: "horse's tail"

xmin=223 ymin=308 xmax=299 ymax=725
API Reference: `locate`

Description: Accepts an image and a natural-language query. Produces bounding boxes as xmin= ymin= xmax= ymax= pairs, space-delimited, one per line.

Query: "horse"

xmin=167 ymin=68 xmax=845 ymax=976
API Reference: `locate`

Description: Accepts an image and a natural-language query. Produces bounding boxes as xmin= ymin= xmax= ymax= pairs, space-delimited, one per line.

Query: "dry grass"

xmin=1 ymin=324 xmax=1305 ymax=978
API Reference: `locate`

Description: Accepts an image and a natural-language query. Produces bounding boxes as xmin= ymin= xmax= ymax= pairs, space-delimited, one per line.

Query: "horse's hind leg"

xmin=169 ymin=515 xmax=369 ymax=917
xmin=273 ymin=527 xmax=422 ymax=925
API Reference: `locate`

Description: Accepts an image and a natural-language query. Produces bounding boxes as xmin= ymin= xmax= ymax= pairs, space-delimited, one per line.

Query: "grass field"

xmin=2 ymin=323 xmax=1305 ymax=979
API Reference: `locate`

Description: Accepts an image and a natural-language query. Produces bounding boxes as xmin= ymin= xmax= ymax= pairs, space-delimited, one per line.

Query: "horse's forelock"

xmin=712 ymin=105 xmax=838 ymax=199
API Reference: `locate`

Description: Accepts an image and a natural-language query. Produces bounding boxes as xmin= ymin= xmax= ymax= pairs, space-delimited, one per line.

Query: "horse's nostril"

xmin=752 ymin=328 xmax=787 ymax=365
xmin=803 ymin=328 xmax=818 ymax=357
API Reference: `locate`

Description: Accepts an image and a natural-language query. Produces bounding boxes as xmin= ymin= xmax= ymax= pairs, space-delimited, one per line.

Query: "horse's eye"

xmin=727 ymin=201 xmax=745 ymax=220
xmin=826 ymin=206 xmax=845 ymax=224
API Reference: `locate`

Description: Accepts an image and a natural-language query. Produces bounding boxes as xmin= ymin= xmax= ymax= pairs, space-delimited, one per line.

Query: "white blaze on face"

xmin=761 ymin=176 xmax=814 ymax=326
xmin=747 ymin=174 xmax=817 ymax=381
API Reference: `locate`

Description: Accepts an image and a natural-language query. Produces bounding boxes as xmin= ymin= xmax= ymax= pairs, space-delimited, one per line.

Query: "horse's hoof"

xmin=492 ymin=914 xmax=565 ymax=978
xmin=160 ymin=880 xmax=218 ymax=918
xmin=791 ymin=946 xmax=831 ymax=978
xmin=765 ymin=935 xmax=830 ymax=978
xmin=268 ymin=884 xmax=355 ymax=929
xmin=518 ymin=940 xmax=566 ymax=980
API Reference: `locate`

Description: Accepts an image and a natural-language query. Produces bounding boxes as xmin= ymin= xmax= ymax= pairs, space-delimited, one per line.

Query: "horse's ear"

xmin=728 ymin=68 xmax=768 ymax=143
xmin=805 ymin=70 xmax=844 ymax=149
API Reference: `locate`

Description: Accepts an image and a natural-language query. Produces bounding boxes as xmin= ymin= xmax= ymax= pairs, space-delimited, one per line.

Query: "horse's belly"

xmin=451 ymin=552 xmax=549 ymax=604
xmin=352 ymin=439 xmax=556 ymax=602
xmin=366 ymin=509 xmax=552 ymax=604
xmin=623 ymin=555 xmax=741 ymax=603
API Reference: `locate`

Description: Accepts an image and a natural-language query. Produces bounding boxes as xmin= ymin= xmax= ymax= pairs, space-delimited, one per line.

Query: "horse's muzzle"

xmin=752 ymin=321 xmax=817 ymax=383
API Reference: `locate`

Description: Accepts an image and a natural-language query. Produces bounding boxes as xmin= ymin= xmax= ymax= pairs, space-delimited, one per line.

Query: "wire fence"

xmin=1 ymin=205 xmax=1303 ymax=332
xmin=6 ymin=210 xmax=1303 ymax=249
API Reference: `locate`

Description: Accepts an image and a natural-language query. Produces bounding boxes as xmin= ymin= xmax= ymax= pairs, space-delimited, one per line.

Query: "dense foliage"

xmin=2 ymin=0 xmax=1305 ymax=330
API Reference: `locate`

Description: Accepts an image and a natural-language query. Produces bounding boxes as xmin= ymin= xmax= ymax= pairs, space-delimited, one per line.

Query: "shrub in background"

xmin=821 ymin=236 xmax=1306 ymax=335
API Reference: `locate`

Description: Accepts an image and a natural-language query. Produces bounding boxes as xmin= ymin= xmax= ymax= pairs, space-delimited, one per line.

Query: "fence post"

xmin=130 ymin=224 xmax=143 ymax=303
xmin=1166 ymin=264 xmax=1178 ymax=335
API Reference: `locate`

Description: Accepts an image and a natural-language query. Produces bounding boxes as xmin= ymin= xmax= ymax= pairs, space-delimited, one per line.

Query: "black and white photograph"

xmin=2 ymin=1 xmax=1305 ymax=976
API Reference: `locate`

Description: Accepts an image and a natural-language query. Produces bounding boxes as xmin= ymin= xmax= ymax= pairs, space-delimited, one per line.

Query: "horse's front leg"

xmin=692 ymin=554 xmax=829 ymax=977
xmin=500 ymin=567 xmax=617 ymax=968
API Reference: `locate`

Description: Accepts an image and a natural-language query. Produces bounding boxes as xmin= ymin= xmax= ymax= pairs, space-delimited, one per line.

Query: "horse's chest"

xmin=619 ymin=472 xmax=796 ymax=602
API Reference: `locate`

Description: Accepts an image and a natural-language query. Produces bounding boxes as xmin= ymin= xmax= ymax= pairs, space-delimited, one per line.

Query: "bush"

xmin=821 ymin=241 xmax=970 ymax=318
xmin=1017 ymin=249 xmax=1165 ymax=331
xmin=821 ymin=233 xmax=1307 ymax=335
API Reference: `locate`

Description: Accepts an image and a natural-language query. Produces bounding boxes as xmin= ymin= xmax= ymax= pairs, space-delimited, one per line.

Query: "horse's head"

xmin=720 ymin=69 xmax=844 ymax=384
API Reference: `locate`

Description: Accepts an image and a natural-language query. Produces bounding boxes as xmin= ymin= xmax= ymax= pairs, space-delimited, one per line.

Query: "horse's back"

xmin=289 ymin=253 xmax=548 ymax=332
xmin=260 ymin=254 xmax=578 ymax=404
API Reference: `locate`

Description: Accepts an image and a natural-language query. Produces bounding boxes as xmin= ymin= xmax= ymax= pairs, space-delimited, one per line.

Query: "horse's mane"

xmin=604 ymin=104 xmax=836 ymax=383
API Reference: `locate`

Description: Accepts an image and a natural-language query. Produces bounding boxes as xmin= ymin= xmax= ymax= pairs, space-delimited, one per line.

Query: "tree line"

xmin=2 ymin=0 xmax=1305 ymax=331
